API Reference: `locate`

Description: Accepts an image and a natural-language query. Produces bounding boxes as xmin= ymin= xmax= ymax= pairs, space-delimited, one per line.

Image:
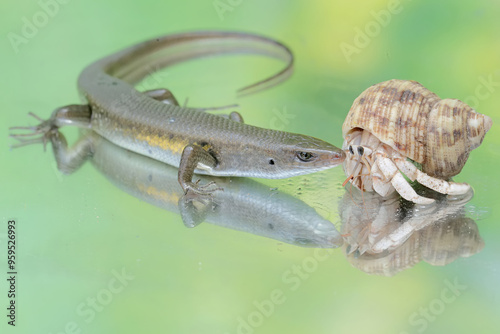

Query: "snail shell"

xmin=342 ymin=79 xmax=492 ymax=179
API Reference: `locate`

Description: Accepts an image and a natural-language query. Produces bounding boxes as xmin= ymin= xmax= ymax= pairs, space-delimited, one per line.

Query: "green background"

xmin=1 ymin=0 xmax=499 ymax=333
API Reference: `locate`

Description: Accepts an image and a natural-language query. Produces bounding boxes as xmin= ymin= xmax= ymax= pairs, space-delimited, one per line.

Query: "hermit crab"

xmin=342 ymin=79 xmax=492 ymax=204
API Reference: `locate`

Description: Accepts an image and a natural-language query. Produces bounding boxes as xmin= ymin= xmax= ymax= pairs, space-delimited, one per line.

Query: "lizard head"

xmin=262 ymin=133 xmax=345 ymax=178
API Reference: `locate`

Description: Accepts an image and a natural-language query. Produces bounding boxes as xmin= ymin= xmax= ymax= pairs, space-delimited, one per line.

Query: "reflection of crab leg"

xmin=393 ymin=158 xmax=470 ymax=195
xmin=370 ymin=196 xmax=466 ymax=253
xmin=375 ymin=154 xmax=435 ymax=204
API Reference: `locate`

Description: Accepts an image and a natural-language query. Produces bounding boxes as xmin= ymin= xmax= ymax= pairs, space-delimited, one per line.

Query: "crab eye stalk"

xmin=296 ymin=151 xmax=316 ymax=162
xmin=348 ymin=145 xmax=354 ymax=155
xmin=357 ymin=146 xmax=364 ymax=156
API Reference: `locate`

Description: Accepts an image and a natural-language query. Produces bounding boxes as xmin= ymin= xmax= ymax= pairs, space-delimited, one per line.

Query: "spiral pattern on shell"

xmin=342 ymin=79 xmax=493 ymax=179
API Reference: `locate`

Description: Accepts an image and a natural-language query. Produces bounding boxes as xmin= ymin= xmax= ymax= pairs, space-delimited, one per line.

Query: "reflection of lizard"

xmin=46 ymin=131 xmax=344 ymax=248
xmin=10 ymin=31 xmax=344 ymax=197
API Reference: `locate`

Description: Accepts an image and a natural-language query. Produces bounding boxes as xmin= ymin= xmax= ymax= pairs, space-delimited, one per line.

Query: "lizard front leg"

xmin=178 ymin=144 xmax=223 ymax=196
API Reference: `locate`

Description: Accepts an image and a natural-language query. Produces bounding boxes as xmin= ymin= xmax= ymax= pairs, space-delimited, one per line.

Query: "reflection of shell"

xmin=345 ymin=217 xmax=484 ymax=276
xmin=340 ymin=186 xmax=484 ymax=276
xmin=343 ymin=244 xmax=420 ymax=277
xmin=342 ymin=80 xmax=492 ymax=178
xmin=420 ymin=217 xmax=484 ymax=266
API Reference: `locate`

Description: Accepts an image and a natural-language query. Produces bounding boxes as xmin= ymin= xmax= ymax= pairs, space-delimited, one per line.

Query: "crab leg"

xmin=372 ymin=176 xmax=395 ymax=197
xmin=371 ymin=161 xmax=394 ymax=196
xmin=394 ymin=158 xmax=470 ymax=195
xmin=376 ymin=154 xmax=435 ymax=204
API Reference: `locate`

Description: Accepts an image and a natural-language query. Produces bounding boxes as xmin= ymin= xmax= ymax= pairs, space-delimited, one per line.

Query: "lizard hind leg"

xmin=144 ymin=88 xmax=243 ymax=122
xmin=9 ymin=104 xmax=91 ymax=150
xmin=220 ymin=111 xmax=244 ymax=123
xmin=143 ymin=88 xmax=180 ymax=105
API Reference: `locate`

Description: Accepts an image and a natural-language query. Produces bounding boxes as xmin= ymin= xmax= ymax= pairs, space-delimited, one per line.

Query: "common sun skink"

xmin=10 ymin=31 xmax=345 ymax=195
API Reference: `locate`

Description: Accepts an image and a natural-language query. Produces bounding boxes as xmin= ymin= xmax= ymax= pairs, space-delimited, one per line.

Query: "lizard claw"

xmin=183 ymin=180 xmax=224 ymax=198
xmin=9 ymin=112 xmax=57 ymax=150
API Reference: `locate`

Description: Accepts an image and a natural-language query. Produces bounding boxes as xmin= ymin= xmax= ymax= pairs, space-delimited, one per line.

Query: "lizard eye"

xmin=296 ymin=151 xmax=316 ymax=162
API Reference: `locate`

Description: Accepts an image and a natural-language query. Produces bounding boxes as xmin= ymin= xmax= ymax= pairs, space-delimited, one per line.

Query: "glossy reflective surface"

xmin=340 ymin=187 xmax=483 ymax=276
xmin=1 ymin=0 xmax=499 ymax=333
